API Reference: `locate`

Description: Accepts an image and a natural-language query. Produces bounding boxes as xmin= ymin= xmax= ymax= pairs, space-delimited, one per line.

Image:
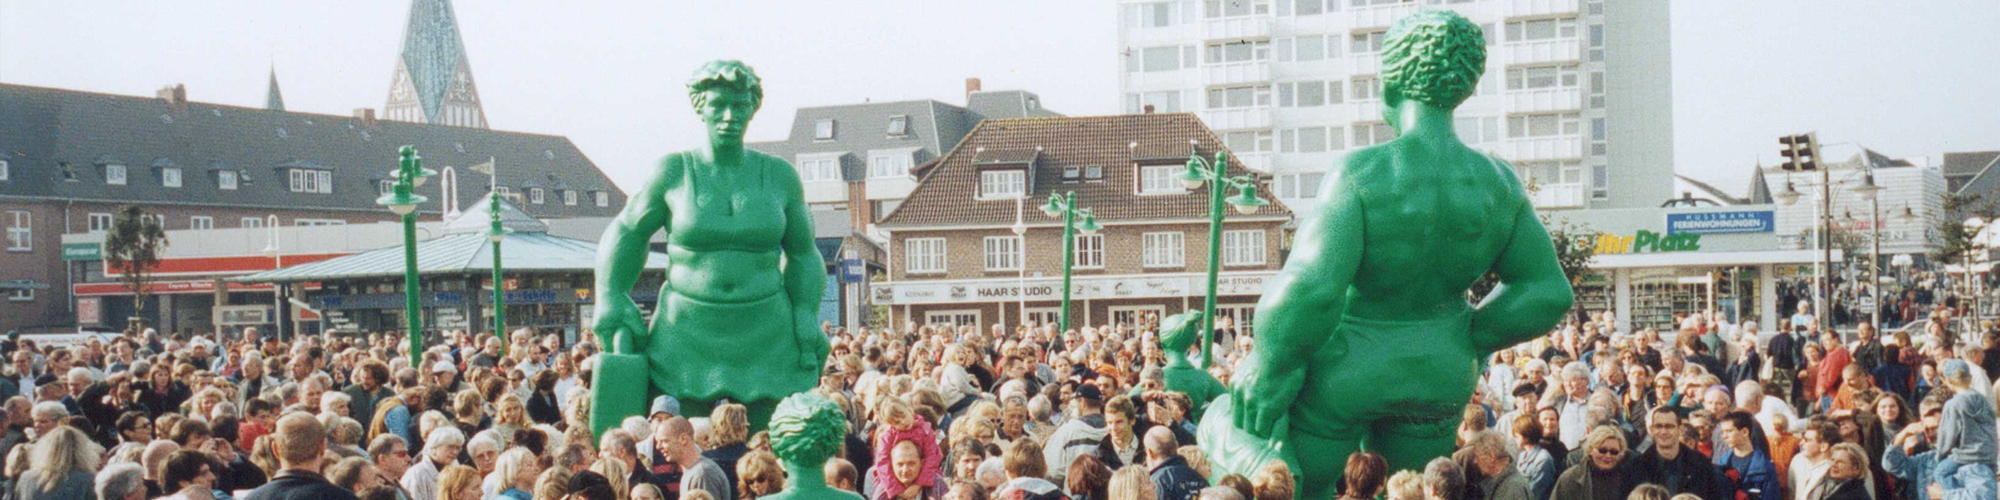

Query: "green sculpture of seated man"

xmin=761 ymin=393 xmax=863 ymax=500
xmin=1193 ymin=10 xmax=1573 ymax=499
xmin=1157 ymin=312 xmax=1225 ymax=417
xmin=589 ymin=60 xmax=828 ymax=437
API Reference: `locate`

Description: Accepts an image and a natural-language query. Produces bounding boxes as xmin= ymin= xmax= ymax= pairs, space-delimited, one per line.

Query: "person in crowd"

xmin=994 ymin=439 xmax=1064 ymax=500
xmin=1042 ymin=385 xmax=1107 ymax=485
xmin=1463 ymin=430 xmax=1530 ymax=500
xmin=1931 ymin=359 xmax=1996 ymax=500
xmin=243 ymin=412 xmax=358 ymax=500
xmin=1552 ymin=427 xmax=1632 ymax=500
xmin=399 ymin=426 xmax=462 ymax=500
xmin=16 ymin=425 xmax=102 ymax=500
xmin=1143 ymin=426 xmax=1206 ymax=500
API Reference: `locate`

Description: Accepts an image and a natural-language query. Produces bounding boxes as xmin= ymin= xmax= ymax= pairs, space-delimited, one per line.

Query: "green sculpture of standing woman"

xmin=1189 ymin=10 xmax=1574 ymax=499
xmin=591 ymin=61 xmax=828 ymax=436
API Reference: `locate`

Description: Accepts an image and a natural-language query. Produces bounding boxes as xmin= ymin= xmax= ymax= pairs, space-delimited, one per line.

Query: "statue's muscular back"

xmin=1337 ymin=138 xmax=1524 ymax=322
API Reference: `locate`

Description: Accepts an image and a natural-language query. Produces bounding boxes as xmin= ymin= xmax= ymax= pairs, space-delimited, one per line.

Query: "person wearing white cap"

xmin=429 ymin=361 xmax=464 ymax=395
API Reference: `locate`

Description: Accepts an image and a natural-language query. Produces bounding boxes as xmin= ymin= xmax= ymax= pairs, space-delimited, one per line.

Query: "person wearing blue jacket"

xmin=1885 ymin=393 xmax=1948 ymax=500
xmin=1932 ymin=359 xmax=1997 ymax=500
xmin=1143 ymin=427 xmax=1207 ymax=500
xmin=1714 ymin=411 xmax=1782 ymax=500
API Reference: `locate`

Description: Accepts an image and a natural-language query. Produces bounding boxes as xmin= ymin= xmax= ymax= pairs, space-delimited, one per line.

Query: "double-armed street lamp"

xmin=377 ymin=145 xmax=436 ymax=366
xmin=1038 ymin=191 xmax=1101 ymax=352
xmin=1179 ymin=148 xmax=1267 ymax=368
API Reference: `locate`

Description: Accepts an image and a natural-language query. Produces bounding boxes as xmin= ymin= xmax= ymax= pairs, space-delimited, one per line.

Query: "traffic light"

xmin=1778 ymin=133 xmax=1821 ymax=171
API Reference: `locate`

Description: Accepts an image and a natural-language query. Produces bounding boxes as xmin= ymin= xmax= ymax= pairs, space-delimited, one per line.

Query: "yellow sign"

xmin=1593 ymin=230 xmax=1701 ymax=254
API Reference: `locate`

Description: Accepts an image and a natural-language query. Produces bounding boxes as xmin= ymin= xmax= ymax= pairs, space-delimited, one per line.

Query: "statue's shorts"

xmin=646 ymin=291 xmax=813 ymax=405
xmin=1291 ymin=310 xmax=1479 ymax=441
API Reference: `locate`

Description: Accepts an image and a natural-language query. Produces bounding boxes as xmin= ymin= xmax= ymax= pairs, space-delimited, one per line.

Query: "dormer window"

xmin=980 ymin=170 xmax=1025 ymax=199
xmin=60 ymin=162 xmax=77 ymax=182
xmin=563 ymin=190 xmax=578 ymax=206
xmin=530 ymin=188 xmax=545 ymax=204
xmin=217 ymin=170 xmax=239 ymax=190
xmin=160 ymin=167 xmax=182 ymax=188
xmin=379 ymin=180 xmax=395 ymax=196
xmin=886 ymin=115 xmax=909 ymax=136
xmin=104 ymin=164 xmax=127 ymax=185
xmin=287 ymin=169 xmax=332 ymax=194
xmin=814 ymin=119 xmax=836 ymax=140
xmin=594 ymin=191 xmax=610 ymax=207
xmin=1138 ymin=165 xmax=1186 ymax=195
xmin=869 ymin=150 xmax=915 ymax=179
xmin=0 ymin=160 xmax=8 ymax=181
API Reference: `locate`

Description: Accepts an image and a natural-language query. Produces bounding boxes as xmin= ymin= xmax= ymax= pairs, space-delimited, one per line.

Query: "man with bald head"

xmin=243 ymin=412 xmax=358 ymax=500
xmin=659 ymin=416 xmax=731 ymax=500
xmin=1147 ymin=426 xmax=1208 ymax=500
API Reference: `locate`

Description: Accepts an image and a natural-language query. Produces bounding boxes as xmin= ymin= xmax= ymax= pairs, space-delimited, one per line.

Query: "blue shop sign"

xmin=1666 ymin=210 xmax=1774 ymax=234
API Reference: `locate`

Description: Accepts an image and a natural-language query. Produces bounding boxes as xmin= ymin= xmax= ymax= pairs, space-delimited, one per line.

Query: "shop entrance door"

xmin=1109 ymin=305 xmax=1166 ymax=330
xmin=925 ymin=309 xmax=982 ymax=331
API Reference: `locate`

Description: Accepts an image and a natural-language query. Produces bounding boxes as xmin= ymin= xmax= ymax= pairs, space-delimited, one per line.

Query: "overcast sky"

xmin=4 ymin=1 xmax=1996 ymax=197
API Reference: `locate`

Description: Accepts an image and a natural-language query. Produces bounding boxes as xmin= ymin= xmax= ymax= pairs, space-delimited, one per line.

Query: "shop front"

xmin=871 ymin=271 xmax=1273 ymax=335
xmin=1563 ymin=205 xmax=1841 ymax=334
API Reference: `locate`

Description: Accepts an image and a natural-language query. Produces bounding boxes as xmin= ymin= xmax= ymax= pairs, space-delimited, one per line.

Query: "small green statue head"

xmin=687 ymin=60 xmax=765 ymax=145
xmin=1158 ymin=312 xmax=1202 ymax=365
xmin=1380 ymin=9 xmax=1486 ymax=113
xmin=769 ymin=392 xmax=848 ymax=469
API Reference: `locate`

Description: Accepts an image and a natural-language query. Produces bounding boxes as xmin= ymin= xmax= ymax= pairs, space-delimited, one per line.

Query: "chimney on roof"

xmin=965 ymin=78 xmax=982 ymax=99
xmin=354 ymin=108 xmax=378 ymax=127
xmin=156 ymin=83 xmax=188 ymax=114
xmin=1142 ymin=104 xmax=1156 ymax=114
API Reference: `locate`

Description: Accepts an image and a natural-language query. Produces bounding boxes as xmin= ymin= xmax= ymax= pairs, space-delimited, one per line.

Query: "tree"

xmin=1935 ymin=191 xmax=1999 ymax=264
xmin=104 ymin=206 xmax=168 ymax=329
xmin=1469 ymin=214 xmax=1599 ymax=298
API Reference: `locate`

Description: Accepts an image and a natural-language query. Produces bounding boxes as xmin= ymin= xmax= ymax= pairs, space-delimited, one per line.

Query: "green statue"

xmin=1192 ymin=10 xmax=1573 ymax=499
xmin=1157 ymin=312 xmax=1225 ymax=416
xmin=762 ymin=393 xmax=863 ymax=500
xmin=590 ymin=60 xmax=828 ymax=437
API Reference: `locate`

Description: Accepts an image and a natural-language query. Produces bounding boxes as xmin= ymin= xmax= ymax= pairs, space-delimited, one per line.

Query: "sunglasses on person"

xmin=1593 ymin=447 xmax=1624 ymax=456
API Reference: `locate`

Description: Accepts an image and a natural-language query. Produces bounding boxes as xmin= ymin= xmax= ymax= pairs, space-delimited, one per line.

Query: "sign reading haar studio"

xmin=871 ymin=272 xmax=1276 ymax=305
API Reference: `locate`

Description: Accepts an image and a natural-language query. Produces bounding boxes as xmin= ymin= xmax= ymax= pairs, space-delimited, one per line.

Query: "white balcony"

xmin=1508 ymin=0 xmax=1582 ymax=18
xmin=1528 ymin=182 xmax=1587 ymax=209
xmin=1348 ymin=54 xmax=1382 ymax=77
xmin=1493 ymin=137 xmax=1583 ymax=162
xmin=1199 ymin=107 xmax=1274 ymax=131
xmin=1347 ymin=4 xmax=1422 ymax=29
xmin=1502 ymin=40 xmax=1582 ymax=65
xmin=1203 ymin=16 xmax=1272 ymax=41
xmin=1205 ymin=61 xmax=1273 ymax=86
xmin=1503 ymin=88 xmax=1583 ymax=112
xmin=1233 ymin=152 xmax=1273 ymax=173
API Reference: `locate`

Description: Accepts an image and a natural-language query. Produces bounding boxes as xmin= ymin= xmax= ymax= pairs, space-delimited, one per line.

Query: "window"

xmin=886 ymin=115 xmax=909 ymax=136
xmin=6 ymin=288 xmax=29 ymax=302
xmin=1455 ymin=117 xmax=1501 ymax=144
xmin=1591 ymin=118 xmax=1607 ymax=141
xmin=241 ymin=217 xmax=265 ymax=229
xmin=595 ymin=191 xmax=610 ymax=207
xmin=1298 ymin=127 xmax=1328 ymax=153
xmin=1123 ymin=2 xmax=1180 ymax=28
xmin=869 ymin=152 xmax=915 ymax=179
xmin=563 ymin=190 xmax=578 ymax=206
xmin=1205 ymin=85 xmax=1270 ymax=109
xmin=906 ymin=238 xmax=947 ymax=273
xmin=1354 ymin=122 xmax=1395 ymax=146
xmin=1591 ymin=165 xmax=1609 ymax=200
xmin=1074 ymin=234 xmax=1105 ymax=269
xmin=983 ymin=236 xmax=1022 ymax=271
xmin=814 ymin=119 xmax=836 ymax=140
xmin=1139 ymin=165 xmax=1185 ymax=195
xmin=294 ymin=218 xmax=346 ymax=227
xmin=1352 ymin=76 xmax=1380 ymax=101
xmin=798 ymin=157 xmax=841 ymax=182
xmin=1506 ymin=113 xmax=1582 ymax=138
xmin=104 ymin=164 xmax=127 ymax=185
xmin=160 ymin=167 xmax=181 ymax=188
xmin=924 ymin=310 xmax=981 ymax=329
xmin=1204 ymin=0 xmax=1267 ymax=18
xmin=1137 ymin=46 xmax=1188 ymax=72
xmin=1293 ymin=0 xmax=1325 ymax=16
xmin=1142 ymin=232 xmax=1185 ymax=268
xmin=980 ymin=170 xmax=1026 ymax=199
xmin=379 ymin=180 xmax=395 ymax=196
xmin=60 ymin=162 xmax=76 ymax=182
xmin=6 ymin=211 xmax=29 ymax=251
xmin=288 ymin=169 xmax=332 ymax=194
xmin=1279 ymin=127 xmax=1344 ymax=153
xmin=0 ymin=160 xmax=7 ymax=181
xmin=217 ymin=170 xmax=238 ymax=190
xmin=1505 ymin=17 xmax=1578 ymax=42
xmin=529 ymin=188 xmax=546 ymax=204
xmin=88 ymin=213 xmax=113 ymax=234
xmin=1278 ymin=172 xmax=1325 ymax=199
xmin=1589 ymin=25 xmax=1604 ymax=47
xmin=1223 ymin=131 xmax=1273 ymax=153
xmin=1223 ymin=230 xmax=1267 ymax=266
xmin=1204 ymin=41 xmax=1269 ymax=64
xmin=1350 ymin=30 xmax=1387 ymax=54
xmin=190 ymin=216 xmax=214 ymax=230
xmin=1125 ymin=90 xmax=1185 ymax=114
xmin=1505 ymin=64 xmax=1579 ymax=90
xmin=1085 ymin=166 xmax=1104 ymax=180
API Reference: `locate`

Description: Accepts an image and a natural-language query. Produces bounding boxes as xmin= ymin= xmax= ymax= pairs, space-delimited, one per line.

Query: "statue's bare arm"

xmin=773 ymin=156 xmax=830 ymax=370
xmin=592 ymin=157 xmax=672 ymax=353
xmin=1236 ymin=165 xmax=1366 ymax=438
xmin=1468 ymin=176 xmax=1574 ymax=354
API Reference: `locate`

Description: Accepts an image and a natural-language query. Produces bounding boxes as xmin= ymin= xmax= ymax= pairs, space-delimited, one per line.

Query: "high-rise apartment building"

xmin=1116 ymin=0 xmax=1672 ymax=211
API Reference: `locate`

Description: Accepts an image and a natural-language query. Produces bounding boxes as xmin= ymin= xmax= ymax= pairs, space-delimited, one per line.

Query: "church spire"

xmin=384 ymin=0 xmax=488 ymax=128
xmin=264 ymin=66 xmax=285 ymax=112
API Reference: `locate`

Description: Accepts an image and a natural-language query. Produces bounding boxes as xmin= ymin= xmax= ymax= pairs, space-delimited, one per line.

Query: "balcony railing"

xmin=1509 ymin=0 xmax=1582 ymax=18
xmin=1204 ymin=61 xmax=1272 ymax=86
xmin=1503 ymin=88 xmax=1583 ymax=112
xmin=1529 ymin=182 xmax=1587 ymax=209
xmin=1198 ymin=107 xmax=1274 ymax=131
xmin=1493 ymin=137 xmax=1583 ymax=162
xmin=1202 ymin=16 xmax=1272 ymax=41
xmin=1233 ymin=152 xmax=1272 ymax=173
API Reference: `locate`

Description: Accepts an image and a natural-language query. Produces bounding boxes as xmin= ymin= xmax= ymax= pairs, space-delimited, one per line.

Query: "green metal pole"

xmin=1199 ymin=165 xmax=1225 ymax=368
xmin=1057 ymin=192 xmax=1075 ymax=353
xmin=402 ymin=209 xmax=421 ymax=368
xmin=492 ymin=195 xmax=506 ymax=357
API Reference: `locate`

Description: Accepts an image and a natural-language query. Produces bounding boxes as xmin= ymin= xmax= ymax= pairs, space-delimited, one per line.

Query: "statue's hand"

xmin=592 ymin=300 xmax=647 ymax=355
xmin=1232 ymin=358 xmax=1304 ymax=439
xmin=796 ymin=310 xmax=830 ymax=371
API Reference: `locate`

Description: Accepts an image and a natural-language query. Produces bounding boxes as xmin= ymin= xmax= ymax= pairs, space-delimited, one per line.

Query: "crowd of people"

xmin=2 ymin=293 xmax=1998 ymax=500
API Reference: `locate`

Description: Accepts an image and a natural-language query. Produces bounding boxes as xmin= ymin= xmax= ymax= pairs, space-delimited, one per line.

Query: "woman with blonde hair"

xmin=1106 ymin=465 xmax=1154 ymax=500
xmin=451 ymin=390 xmax=486 ymax=438
xmin=437 ymin=464 xmax=484 ymax=500
xmin=588 ymin=451 xmax=631 ymax=499
xmin=15 ymin=426 xmax=102 ymax=500
xmin=489 ymin=447 xmax=541 ymax=500
xmin=707 ymin=403 xmax=753 ymax=489
xmin=736 ymin=450 xmax=784 ymax=499
xmin=491 ymin=394 xmax=530 ymax=444
xmin=1250 ymin=461 xmax=1294 ymax=500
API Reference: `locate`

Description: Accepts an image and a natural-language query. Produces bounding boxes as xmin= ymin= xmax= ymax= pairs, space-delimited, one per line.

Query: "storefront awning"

xmin=1589 ymin=249 xmax=1843 ymax=269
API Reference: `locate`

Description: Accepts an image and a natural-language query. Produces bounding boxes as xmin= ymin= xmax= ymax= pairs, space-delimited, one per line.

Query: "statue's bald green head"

xmin=769 ymin=392 xmax=847 ymax=467
xmin=687 ymin=60 xmax=764 ymax=112
xmin=1380 ymin=9 xmax=1486 ymax=110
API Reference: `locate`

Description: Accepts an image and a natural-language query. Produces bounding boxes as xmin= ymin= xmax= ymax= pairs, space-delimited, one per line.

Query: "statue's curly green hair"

xmin=768 ymin=393 xmax=847 ymax=467
xmin=686 ymin=60 xmax=764 ymax=111
xmin=1380 ymin=9 xmax=1486 ymax=109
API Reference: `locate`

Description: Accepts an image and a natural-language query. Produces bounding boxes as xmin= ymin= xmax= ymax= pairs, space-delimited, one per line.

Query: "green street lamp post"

xmin=1178 ymin=149 xmax=1267 ymax=368
xmin=377 ymin=146 xmax=436 ymax=367
xmin=488 ymin=192 xmax=512 ymax=356
xmin=1038 ymin=191 xmax=1101 ymax=353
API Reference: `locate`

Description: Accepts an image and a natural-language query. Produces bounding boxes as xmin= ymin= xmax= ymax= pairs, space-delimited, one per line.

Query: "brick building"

xmin=0 ymin=83 xmax=622 ymax=334
xmin=873 ymin=113 xmax=1293 ymax=333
